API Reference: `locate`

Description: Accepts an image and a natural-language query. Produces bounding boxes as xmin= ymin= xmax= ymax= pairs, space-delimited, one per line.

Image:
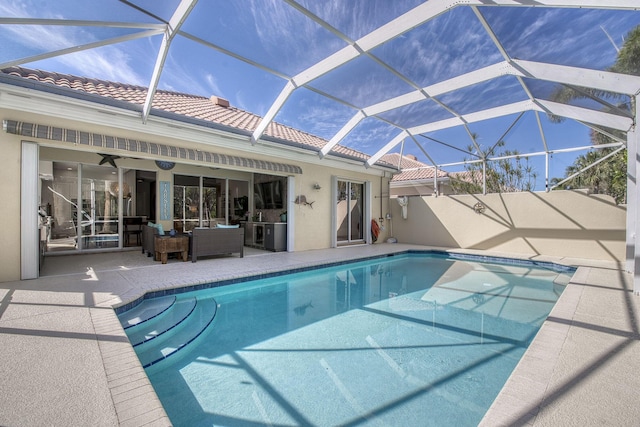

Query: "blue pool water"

xmin=118 ymin=252 xmax=574 ymax=426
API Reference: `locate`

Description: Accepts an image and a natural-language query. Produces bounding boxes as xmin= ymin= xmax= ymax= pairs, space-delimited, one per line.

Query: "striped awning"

xmin=3 ymin=120 xmax=302 ymax=174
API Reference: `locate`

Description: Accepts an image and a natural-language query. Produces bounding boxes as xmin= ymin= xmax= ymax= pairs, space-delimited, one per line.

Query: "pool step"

xmin=126 ymin=296 xmax=197 ymax=346
xmin=134 ymin=297 xmax=218 ymax=368
xmin=119 ymin=296 xmax=176 ymax=329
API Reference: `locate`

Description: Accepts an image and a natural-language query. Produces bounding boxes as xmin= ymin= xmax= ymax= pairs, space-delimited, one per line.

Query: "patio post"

xmin=545 ymin=152 xmax=550 ymax=192
xmin=627 ymin=95 xmax=640 ymax=295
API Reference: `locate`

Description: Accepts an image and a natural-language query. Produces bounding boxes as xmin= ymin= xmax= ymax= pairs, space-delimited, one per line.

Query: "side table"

xmin=154 ymin=235 xmax=189 ymax=264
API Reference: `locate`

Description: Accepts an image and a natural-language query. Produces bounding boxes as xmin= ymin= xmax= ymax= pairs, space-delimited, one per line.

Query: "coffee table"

xmin=154 ymin=235 xmax=189 ymax=264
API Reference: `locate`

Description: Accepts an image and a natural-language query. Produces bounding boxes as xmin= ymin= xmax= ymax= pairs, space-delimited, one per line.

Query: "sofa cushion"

xmin=147 ymin=221 xmax=165 ymax=235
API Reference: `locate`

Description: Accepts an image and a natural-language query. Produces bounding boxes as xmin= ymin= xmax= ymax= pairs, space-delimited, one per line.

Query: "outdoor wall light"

xmin=313 ymin=183 xmax=321 ymax=190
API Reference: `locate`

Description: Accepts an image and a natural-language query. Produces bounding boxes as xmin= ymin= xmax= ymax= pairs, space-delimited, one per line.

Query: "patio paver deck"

xmin=0 ymin=244 xmax=638 ymax=426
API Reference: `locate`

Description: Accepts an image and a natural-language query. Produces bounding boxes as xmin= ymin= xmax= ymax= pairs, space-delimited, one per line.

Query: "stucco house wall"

xmin=0 ymin=102 xmax=390 ymax=282
xmin=389 ymin=191 xmax=626 ymax=262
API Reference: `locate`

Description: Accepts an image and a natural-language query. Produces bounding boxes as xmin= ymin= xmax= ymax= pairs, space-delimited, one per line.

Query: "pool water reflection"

xmin=120 ymin=252 xmax=573 ymax=426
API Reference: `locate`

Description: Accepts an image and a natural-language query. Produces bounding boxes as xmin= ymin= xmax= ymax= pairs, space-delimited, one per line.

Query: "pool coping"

xmin=113 ymin=248 xmax=575 ymax=314
xmin=2 ymin=244 xmax=634 ymax=426
xmin=110 ymin=247 xmax=584 ymax=426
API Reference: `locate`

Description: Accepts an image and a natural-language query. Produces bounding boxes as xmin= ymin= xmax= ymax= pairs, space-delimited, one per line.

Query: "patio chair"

xmin=124 ymin=217 xmax=143 ymax=246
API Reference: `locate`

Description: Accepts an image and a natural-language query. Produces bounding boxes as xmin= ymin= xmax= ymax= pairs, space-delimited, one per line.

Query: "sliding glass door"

xmin=173 ymin=175 xmax=249 ymax=231
xmin=40 ymin=162 xmax=79 ymax=252
xmin=78 ymin=164 xmax=121 ymax=250
xmin=336 ymin=179 xmax=364 ymax=245
xmin=40 ymin=161 xmax=126 ymax=252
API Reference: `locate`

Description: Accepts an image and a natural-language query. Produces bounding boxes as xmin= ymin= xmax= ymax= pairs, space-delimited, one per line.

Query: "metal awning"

xmin=3 ymin=120 xmax=303 ymax=174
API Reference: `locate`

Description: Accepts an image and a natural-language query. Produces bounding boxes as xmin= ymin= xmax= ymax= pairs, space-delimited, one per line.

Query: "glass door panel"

xmin=174 ymin=175 xmax=200 ymax=232
xmin=229 ymin=179 xmax=249 ymax=223
xmin=80 ymin=164 xmax=120 ymax=250
xmin=203 ymin=177 xmax=221 ymax=227
xmin=41 ymin=161 xmax=79 ymax=253
xmin=337 ymin=180 xmax=348 ymax=242
xmin=336 ymin=180 xmax=365 ymax=244
xmin=350 ymin=182 xmax=364 ymax=241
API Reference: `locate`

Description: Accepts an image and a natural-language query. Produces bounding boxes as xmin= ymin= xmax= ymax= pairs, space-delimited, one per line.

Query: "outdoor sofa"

xmin=142 ymin=224 xmax=244 ymax=262
xmin=191 ymin=226 xmax=244 ymax=262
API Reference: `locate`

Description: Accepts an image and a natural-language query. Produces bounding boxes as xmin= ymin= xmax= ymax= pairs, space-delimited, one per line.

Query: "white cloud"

xmin=204 ymin=73 xmax=223 ymax=98
xmin=245 ymin=0 xmax=344 ymax=75
xmin=1 ymin=0 xmax=148 ymax=85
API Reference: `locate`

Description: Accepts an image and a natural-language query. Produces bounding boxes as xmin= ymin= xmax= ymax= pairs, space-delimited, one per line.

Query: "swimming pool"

xmin=118 ymin=251 xmax=574 ymax=426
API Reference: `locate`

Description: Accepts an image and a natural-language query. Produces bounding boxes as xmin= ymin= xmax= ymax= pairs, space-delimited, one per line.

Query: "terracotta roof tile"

xmin=381 ymin=153 xmax=449 ymax=182
xmin=1 ymin=66 xmax=397 ymax=167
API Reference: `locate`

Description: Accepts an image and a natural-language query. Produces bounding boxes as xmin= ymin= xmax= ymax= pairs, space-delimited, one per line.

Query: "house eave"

xmin=0 ymin=77 xmax=395 ymax=176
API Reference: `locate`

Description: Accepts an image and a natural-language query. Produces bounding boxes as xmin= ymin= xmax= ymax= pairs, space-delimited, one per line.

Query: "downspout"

xmin=380 ymin=175 xmax=384 ymax=224
xmin=545 ymin=152 xmax=550 ymax=192
xmin=434 ymin=166 xmax=439 ymax=197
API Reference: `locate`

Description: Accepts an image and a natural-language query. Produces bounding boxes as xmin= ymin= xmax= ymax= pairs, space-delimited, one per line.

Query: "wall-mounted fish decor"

xmin=294 ymin=300 xmax=314 ymax=316
xmin=295 ymin=195 xmax=314 ymax=208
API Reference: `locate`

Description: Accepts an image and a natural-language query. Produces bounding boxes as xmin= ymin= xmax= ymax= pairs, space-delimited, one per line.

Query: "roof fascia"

xmin=0 ymin=73 xmax=143 ymax=113
xmin=0 ymin=77 xmax=392 ymax=176
xmin=261 ymin=135 xmax=395 ymax=173
xmin=0 ymin=74 xmax=251 ymax=137
xmin=390 ymin=177 xmax=450 ymax=187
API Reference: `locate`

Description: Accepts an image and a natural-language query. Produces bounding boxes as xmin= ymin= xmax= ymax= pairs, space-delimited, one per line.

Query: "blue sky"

xmin=1 ymin=0 xmax=639 ymax=190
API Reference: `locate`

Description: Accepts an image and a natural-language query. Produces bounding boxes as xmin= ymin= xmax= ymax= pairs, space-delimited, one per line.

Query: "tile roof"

xmin=447 ymin=170 xmax=478 ymax=183
xmin=381 ymin=153 xmax=449 ymax=182
xmin=1 ymin=66 xmax=384 ymax=166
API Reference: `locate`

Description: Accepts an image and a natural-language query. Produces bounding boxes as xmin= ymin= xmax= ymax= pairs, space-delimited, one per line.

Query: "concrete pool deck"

xmin=0 ymin=244 xmax=638 ymax=426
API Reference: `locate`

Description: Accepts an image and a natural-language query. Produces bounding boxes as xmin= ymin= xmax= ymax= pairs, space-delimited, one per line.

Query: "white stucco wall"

xmin=389 ymin=191 xmax=626 ymax=262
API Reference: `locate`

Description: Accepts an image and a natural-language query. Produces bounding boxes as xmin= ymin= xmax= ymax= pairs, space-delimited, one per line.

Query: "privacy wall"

xmin=390 ymin=190 xmax=625 ymax=262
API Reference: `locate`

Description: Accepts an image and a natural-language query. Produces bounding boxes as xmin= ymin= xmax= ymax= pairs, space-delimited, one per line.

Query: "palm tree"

xmin=549 ymin=25 xmax=640 ymax=204
xmin=450 ymin=140 xmax=538 ymax=194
